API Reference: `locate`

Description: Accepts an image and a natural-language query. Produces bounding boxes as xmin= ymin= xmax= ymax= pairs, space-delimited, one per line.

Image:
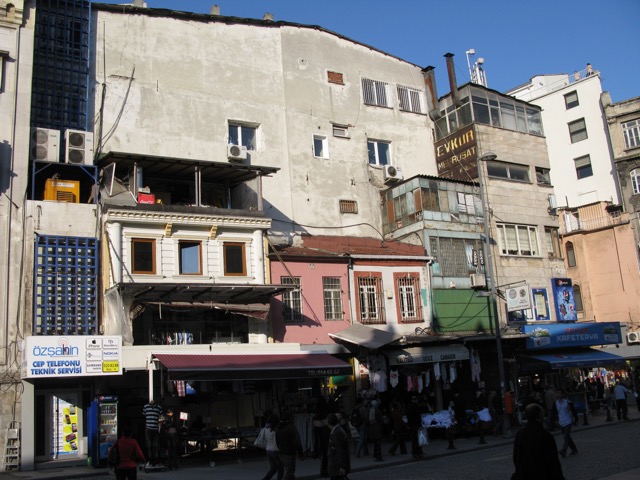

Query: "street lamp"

xmin=477 ymin=151 xmax=509 ymax=437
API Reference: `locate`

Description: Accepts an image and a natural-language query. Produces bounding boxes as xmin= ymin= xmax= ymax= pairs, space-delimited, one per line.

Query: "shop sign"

xmin=523 ymin=322 xmax=622 ymax=350
xmin=388 ymin=345 xmax=469 ymax=366
xmin=434 ymin=125 xmax=478 ymax=181
xmin=506 ymin=285 xmax=531 ymax=312
xmin=23 ymin=335 xmax=123 ymax=378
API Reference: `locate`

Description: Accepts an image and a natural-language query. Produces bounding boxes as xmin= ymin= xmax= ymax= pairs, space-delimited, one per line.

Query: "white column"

xmin=107 ymin=222 xmax=123 ymax=284
xmin=253 ymin=229 xmax=265 ymax=283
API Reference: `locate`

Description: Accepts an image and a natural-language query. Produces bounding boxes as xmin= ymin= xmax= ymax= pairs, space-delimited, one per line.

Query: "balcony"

xmin=560 ymin=205 xmax=627 ymax=235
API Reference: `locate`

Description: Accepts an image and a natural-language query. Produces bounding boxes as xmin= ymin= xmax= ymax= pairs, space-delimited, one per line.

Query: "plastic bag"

xmin=254 ymin=427 xmax=267 ymax=449
xmin=418 ymin=428 xmax=428 ymax=447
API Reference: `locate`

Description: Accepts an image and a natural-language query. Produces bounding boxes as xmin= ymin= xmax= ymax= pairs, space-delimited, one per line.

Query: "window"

xmin=631 ymin=169 xmax=640 ymax=195
xmin=566 ymin=241 xmax=576 ymax=267
xmin=544 ymin=227 xmax=562 ymax=258
xmin=313 ymin=134 xmax=329 ymax=158
xmin=397 ymin=85 xmax=423 ymax=113
xmin=228 ymin=123 xmax=257 ymax=150
xmin=281 ymin=276 xmax=302 ymax=323
xmin=362 ymin=78 xmax=391 ymax=108
xmin=339 ymin=199 xmax=358 ymax=214
xmin=429 ymin=237 xmax=484 ymax=277
xmin=367 ymin=140 xmax=391 ymax=166
xmin=322 ymin=277 xmax=343 ymax=321
xmin=395 ymin=273 xmax=423 ymax=323
xmin=573 ymin=284 xmax=584 ymax=312
xmin=564 ymin=91 xmax=579 ymax=109
xmin=486 ymin=160 xmax=530 ymax=182
xmin=496 ymin=224 xmax=539 ymax=256
xmin=536 ymin=167 xmax=551 ymax=185
xmin=223 ymin=242 xmax=246 ymax=276
xmin=356 ymin=274 xmax=384 ymax=324
xmin=568 ymin=118 xmax=588 ymax=143
xmin=327 ymin=71 xmax=344 ymax=85
xmin=574 ymin=155 xmax=593 ymax=179
xmin=132 ymin=238 xmax=156 ymax=274
xmin=179 ymin=240 xmax=201 ymax=275
xmin=469 ymin=87 xmax=543 ymax=136
xmin=622 ymin=119 xmax=640 ymax=149
xmin=332 ymin=125 xmax=349 ymax=138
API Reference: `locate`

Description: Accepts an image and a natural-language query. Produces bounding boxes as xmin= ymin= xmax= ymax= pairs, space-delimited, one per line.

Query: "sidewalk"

xmin=0 ymin=410 xmax=636 ymax=480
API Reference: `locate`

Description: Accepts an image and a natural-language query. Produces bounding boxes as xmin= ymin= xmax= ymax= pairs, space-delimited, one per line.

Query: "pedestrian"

xmin=326 ymin=413 xmax=350 ymax=480
xmin=110 ymin=429 xmax=146 ymax=480
xmin=261 ymin=414 xmax=284 ymax=480
xmin=161 ymin=408 xmax=179 ymax=470
xmin=406 ymin=395 xmax=423 ymax=458
xmin=388 ymin=400 xmax=408 ymax=456
xmin=275 ymin=412 xmax=304 ymax=480
xmin=552 ymin=388 xmax=578 ymax=458
xmin=512 ymin=403 xmax=565 ymax=480
xmin=367 ymin=399 xmax=384 ymax=461
xmin=544 ymin=385 xmax=556 ymax=431
xmin=141 ymin=398 xmax=163 ymax=466
xmin=354 ymin=399 xmax=369 ymax=458
xmin=613 ymin=380 xmax=629 ymax=420
xmin=313 ymin=396 xmax=330 ymax=478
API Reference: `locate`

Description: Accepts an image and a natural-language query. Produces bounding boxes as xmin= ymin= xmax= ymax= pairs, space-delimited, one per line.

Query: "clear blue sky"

xmin=96 ymin=0 xmax=639 ymax=103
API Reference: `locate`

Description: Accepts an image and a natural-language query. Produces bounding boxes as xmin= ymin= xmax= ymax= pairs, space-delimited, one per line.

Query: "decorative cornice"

xmin=105 ymin=209 xmax=272 ymax=229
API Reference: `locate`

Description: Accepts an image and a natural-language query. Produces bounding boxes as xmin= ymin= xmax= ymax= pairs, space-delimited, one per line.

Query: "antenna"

xmin=466 ymin=49 xmax=488 ymax=87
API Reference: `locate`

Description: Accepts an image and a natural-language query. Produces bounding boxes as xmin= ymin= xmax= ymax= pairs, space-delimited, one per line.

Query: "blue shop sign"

xmin=524 ymin=322 xmax=622 ymax=350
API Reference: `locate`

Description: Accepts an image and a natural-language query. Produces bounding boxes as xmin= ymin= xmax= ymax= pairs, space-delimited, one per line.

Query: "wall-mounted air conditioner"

xmin=384 ymin=165 xmax=403 ymax=183
xmin=470 ymin=273 xmax=487 ymax=288
xmin=64 ymin=129 xmax=94 ymax=165
xmin=227 ymin=144 xmax=247 ymax=162
xmin=30 ymin=127 xmax=60 ymax=162
xmin=627 ymin=331 xmax=640 ymax=345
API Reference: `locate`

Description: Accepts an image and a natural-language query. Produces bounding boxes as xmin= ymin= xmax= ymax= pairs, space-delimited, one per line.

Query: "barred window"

xmin=281 ymin=276 xmax=302 ymax=323
xmin=339 ymin=200 xmax=358 ymax=214
xmin=396 ymin=274 xmax=423 ymax=323
xmin=362 ymin=78 xmax=391 ymax=107
xmin=397 ymin=85 xmax=423 ymax=113
xmin=356 ymin=275 xmax=385 ymax=324
xmin=323 ymin=277 xmax=343 ymax=321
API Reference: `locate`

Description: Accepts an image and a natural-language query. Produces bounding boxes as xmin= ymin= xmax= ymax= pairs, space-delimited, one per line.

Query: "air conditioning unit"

xmin=227 ymin=144 xmax=248 ymax=162
xmin=384 ymin=165 xmax=403 ymax=183
xmin=64 ymin=130 xmax=94 ymax=165
xmin=43 ymin=178 xmax=80 ymax=203
xmin=470 ymin=273 xmax=487 ymax=288
xmin=30 ymin=127 xmax=60 ymax=162
xmin=627 ymin=331 xmax=640 ymax=345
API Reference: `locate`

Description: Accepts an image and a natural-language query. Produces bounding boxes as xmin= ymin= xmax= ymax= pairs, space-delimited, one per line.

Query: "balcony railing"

xmin=561 ymin=211 xmax=625 ymax=235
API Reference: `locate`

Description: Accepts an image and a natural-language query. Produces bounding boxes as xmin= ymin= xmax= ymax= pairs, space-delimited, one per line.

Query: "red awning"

xmin=153 ymin=353 xmax=352 ymax=381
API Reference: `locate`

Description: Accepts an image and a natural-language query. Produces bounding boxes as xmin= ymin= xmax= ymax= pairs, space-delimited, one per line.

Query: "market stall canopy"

xmin=153 ymin=353 xmax=353 ymax=381
xmin=387 ymin=344 xmax=470 ymax=366
xmin=517 ymin=348 xmax=626 ymax=373
xmin=329 ymin=324 xmax=403 ymax=350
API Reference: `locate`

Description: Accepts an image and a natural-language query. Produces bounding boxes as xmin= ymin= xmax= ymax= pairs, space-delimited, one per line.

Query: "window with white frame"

xmin=631 ymin=169 xmax=640 ymax=195
xmin=322 ymin=277 xmax=343 ymax=321
xmin=362 ymin=77 xmax=391 ymax=108
xmin=574 ymin=155 xmax=593 ymax=179
xmin=564 ymin=91 xmax=579 ymax=109
xmin=356 ymin=274 xmax=384 ymax=324
xmin=568 ymin=118 xmax=588 ymax=143
xmin=395 ymin=274 xmax=423 ymax=323
xmin=228 ymin=122 xmax=257 ymax=150
xmin=496 ymin=223 xmax=539 ymax=256
xmin=397 ymin=85 xmax=423 ymax=113
xmin=313 ymin=134 xmax=329 ymax=158
xmin=367 ymin=140 xmax=391 ymax=166
xmin=622 ymin=119 xmax=640 ymax=149
xmin=281 ymin=276 xmax=302 ymax=323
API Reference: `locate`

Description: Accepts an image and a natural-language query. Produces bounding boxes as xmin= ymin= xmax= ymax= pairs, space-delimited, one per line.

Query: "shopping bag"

xmin=418 ymin=428 xmax=428 ymax=447
xmin=254 ymin=427 xmax=267 ymax=449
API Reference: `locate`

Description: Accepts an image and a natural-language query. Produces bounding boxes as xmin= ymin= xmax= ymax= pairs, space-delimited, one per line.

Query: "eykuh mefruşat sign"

xmin=434 ymin=124 xmax=478 ymax=181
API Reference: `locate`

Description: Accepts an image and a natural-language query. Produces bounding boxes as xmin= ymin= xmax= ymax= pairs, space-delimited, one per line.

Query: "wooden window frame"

xmin=178 ymin=240 xmax=202 ymax=275
xmin=223 ymin=242 xmax=247 ymax=276
xmin=131 ymin=238 xmax=156 ymax=274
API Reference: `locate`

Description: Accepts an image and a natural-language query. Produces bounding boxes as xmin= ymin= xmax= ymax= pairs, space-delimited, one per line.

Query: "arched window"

xmin=573 ymin=284 xmax=583 ymax=312
xmin=566 ymin=242 xmax=576 ymax=267
xmin=631 ymin=169 xmax=640 ymax=195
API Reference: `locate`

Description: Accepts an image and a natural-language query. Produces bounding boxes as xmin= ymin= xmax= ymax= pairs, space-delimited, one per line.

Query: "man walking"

xmin=552 ymin=389 xmax=578 ymax=458
xmin=142 ymin=399 xmax=163 ymax=466
xmin=276 ymin=412 xmax=304 ymax=480
xmin=326 ymin=413 xmax=350 ymax=480
xmin=513 ymin=403 xmax=565 ymax=480
xmin=613 ymin=380 xmax=629 ymax=420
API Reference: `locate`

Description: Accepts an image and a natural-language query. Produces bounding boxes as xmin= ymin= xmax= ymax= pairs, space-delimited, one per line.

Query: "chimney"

xmin=210 ymin=5 xmax=220 ymax=15
xmin=422 ymin=66 xmax=441 ymax=121
xmin=263 ymin=12 xmax=274 ymax=21
xmin=444 ymin=53 xmax=461 ymax=107
xmin=132 ymin=0 xmax=147 ymax=7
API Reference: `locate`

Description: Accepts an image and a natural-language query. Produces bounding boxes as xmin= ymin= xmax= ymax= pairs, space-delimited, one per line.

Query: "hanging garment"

xmin=174 ymin=381 xmax=186 ymax=397
xmin=425 ymin=369 xmax=431 ymax=388
xmin=470 ymin=348 xmax=482 ymax=383
xmin=407 ymin=375 xmax=414 ymax=392
xmin=441 ymin=363 xmax=448 ymax=383
xmin=449 ymin=363 xmax=457 ymax=383
xmin=417 ymin=374 xmax=424 ymax=393
xmin=434 ymin=362 xmax=441 ymax=380
xmin=390 ymin=369 xmax=399 ymax=388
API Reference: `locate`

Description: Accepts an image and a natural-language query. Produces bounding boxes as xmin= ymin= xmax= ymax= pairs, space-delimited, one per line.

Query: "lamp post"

xmin=477 ymin=151 xmax=509 ymax=437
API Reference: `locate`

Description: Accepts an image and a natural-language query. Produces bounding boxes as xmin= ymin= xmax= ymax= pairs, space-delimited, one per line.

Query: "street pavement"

xmin=1 ymin=409 xmax=639 ymax=480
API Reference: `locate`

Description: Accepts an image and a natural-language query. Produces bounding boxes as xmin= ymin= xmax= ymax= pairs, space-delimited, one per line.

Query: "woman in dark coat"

xmin=326 ymin=414 xmax=350 ymax=480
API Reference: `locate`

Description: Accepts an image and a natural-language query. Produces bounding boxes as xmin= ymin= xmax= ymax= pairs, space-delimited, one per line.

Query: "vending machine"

xmin=88 ymin=395 xmax=118 ymax=467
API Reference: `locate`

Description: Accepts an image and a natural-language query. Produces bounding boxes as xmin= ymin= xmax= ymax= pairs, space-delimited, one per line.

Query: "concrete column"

xmin=253 ymin=229 xmax=265 ymax=283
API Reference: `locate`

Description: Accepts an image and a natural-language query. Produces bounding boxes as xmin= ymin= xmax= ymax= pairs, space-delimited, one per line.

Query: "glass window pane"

xmin=132 ymin=240 xmax=154 ymax=273
xmin=179 ymin=242 xmax=200 ymax=274
xmin=378 ymin=143 xmax=390 ymax=165
xmin=224 ymin=244 xmax=245 ymax=275
xmin=367 ymin=141 xmax=376 ymax=165
xmin=241 ymin=126 xmax=256 ymax=150
xmin=500 ymin=102 xmax=516 ymax=130
xmin=228 ymin=125 xmax=239 ymax=145
xmin=509 ymin=164 xmax=530 ymax=182
xmin=473 ymin=101 xmax=490 ymax=125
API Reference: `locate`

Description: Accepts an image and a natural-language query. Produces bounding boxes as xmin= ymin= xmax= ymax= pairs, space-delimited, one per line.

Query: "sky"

xmin=95 ymin=0 xmax=640 ymax=103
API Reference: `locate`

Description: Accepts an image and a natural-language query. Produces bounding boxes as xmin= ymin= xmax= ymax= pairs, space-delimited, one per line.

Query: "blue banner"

xmin=551 ymin=278 xmax=577 ymax=322
xmin=523 ymin=322 xmax=622 ymax=350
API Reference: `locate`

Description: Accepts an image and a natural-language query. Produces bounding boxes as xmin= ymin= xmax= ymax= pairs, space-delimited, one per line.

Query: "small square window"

xmin=229 ymin=123 xmax=257 ymax=150
xmin=574 ymin=155 xmax=593 ymax=179
xmin=223 ymin=242 xmax=246 ymax=276
xmin=179 ymin=240 xmax=201 ymax=275
xmin=332 ymin=125 xmax=349 ymax=138
xmin=568 ymin=118 xmax=588 ymax=143
xmin=313 ymin=134 xmax=329 ymax=158
xmin=564 ymin=91 xmax=579 ymax=109
xmin=535 ymin=167 xmax=551 ymax=185
xmin=132 ymin=238 xmax=155 ymax=274
xmin=339 ymin=200 xmax=358 ymax=214
xmin=367 ymin=140 xmax=390 ymax=166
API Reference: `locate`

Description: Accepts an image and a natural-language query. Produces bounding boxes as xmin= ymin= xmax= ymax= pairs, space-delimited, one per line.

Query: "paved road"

xmin=346 ymin=421 xmax=640 ymax=480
